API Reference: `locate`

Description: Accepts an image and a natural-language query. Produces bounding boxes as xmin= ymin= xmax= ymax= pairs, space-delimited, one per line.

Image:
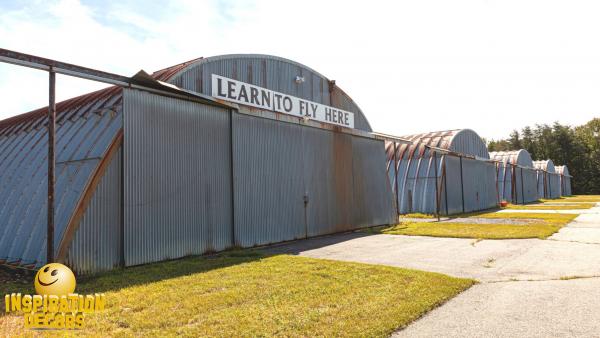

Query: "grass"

xmin=0 ymin=251 xmax=474 ymax=337
xmin=401 ymin=213 xmax=436 ymax=219
xmin=378 ymin=212 xmax=577 ymax=240
xmin=540 ymin=195 xmax=600 ymax=203
xmin=503 ymin=203 xmax=596 ymax=210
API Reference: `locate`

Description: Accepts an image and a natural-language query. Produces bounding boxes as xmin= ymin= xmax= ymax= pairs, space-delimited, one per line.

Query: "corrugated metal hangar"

xmin=0 ymin=54 xmax=396 ymax=274
xmin=533 ymin=160 xmax=561 ymax=199
xmin=556 ymin=165 xmax=572 ymax=196
xmin=0 ymin=50 xmax=575 ymax=275
xmin=490 ymin=150 xmax=538 ymax=204
xmin=385 ymin=129 xmax=497 ymax=215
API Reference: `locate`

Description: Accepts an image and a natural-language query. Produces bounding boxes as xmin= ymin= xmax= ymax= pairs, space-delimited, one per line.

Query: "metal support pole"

xmin=459 ymin=156 xmax=465 ymax=213
xmin=433 ymin=151 xmax=440 ymax=221
xmin=394 ymin=142 xmax=399 ymax=216
xmin=512 ymin=165 xmax=517 ymax=204
xmin=47 ymin=70 xmax=56 ymax=263
xmin=520 ymin=168 xmax=525 ymax=204
xmin=442 ymin=155 xmax=449 ymax=216
xmin=230 ymin=109 xmax=236 ymax=246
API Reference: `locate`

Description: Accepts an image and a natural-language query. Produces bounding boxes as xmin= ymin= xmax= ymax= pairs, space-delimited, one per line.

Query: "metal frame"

xmin=0 ymin=48 xmax=232 ymax=264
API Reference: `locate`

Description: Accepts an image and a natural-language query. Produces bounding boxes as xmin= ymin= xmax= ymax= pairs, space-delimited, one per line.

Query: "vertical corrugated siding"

xmin=66 ymin=147 xmax=122 ymax=275
xmin=536 ymin=170 xmax=562 ymax=199
xmin=166 ymin=55 xmax=372 ymax=131
xmin=514 ymin=167 xmax=538 ymax=203
xmin=561 ymin=176 xmax=572 ymax=196
xmin=123 ymin=89 xmax=233 ymax=266
xmin=393 ymin=153 xmax=498 ymax=215
xmin=459 ymin=158 xmax=497 ymax=213
xmin=497 ymin=162 xmax=514 ymax=203
xmin=232 ymin=113 xmax=305 ymax=247
xmin=351 ymin=137 xmax=397 ymax=227
xmin=233 ymin=112 xmax=395 ymax=247
xmin=390 ymin=149 xmax=497 ymax=215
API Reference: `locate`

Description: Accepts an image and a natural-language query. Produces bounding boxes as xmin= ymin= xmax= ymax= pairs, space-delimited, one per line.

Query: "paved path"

xmin=268 ymin=204 xmax=600 ymax=337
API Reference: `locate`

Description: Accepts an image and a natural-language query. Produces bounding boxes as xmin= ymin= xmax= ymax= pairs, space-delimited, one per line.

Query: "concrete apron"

xmin=269 ymin=203 xmax=600 ymax=337
xmin=394 ymin=204 xmax=600 ymax=338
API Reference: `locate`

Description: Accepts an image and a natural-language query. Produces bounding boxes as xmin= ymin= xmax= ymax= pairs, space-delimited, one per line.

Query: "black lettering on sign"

xmin=238 ymin=85 xmax=248 ymax=103
xmin=283 ymin=97 xmax=293 ymax=112
xmin=227 ymin=81 xmax=236 ymax=99
xmin=217 ymin=78 xmax=226 ymax=97
xmin=299 ymin=101 xmax=306 ymax=115
xmin=337 ymin=111 xmax=343 ymax=124
xmin=250 ymin=87 xmax=259 ymax=105
xmin=310 ymin=103 xmax=318 ymax=117
xmin=325 ymin=107 xmax=332 ymax=121
xmin=274 ymin=94 xmax=282 ymax=110
xmin=261 ymin=90 xmax=271 ymax=108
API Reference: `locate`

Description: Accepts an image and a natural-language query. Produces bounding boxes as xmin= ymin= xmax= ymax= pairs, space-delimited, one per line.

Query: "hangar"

xmin=555 ymin=165 xmax=572 ymax=196
xmin=385 ymin=129 xmax=497 ymax=215
xmin=533 ymin=160 xmax=561 ymax=199
xmin=0 ymin=53 xmax=396 ymax=274
xmin=490 ymin=150 xmax=538 ymax=204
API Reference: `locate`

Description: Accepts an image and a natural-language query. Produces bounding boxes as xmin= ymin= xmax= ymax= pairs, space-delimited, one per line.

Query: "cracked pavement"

xmin=268 ymin=203 xmax=600 ymax=337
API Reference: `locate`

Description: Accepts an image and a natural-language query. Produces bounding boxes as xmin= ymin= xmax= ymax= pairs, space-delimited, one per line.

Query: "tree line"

xmin=487 ymin=118 xmax=600 ymax=194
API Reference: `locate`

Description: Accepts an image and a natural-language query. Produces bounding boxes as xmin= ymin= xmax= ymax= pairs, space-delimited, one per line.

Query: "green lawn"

xmin=0 ymin=252 xmax=473 ymax=337
xmin=503 ymin=203 xmax=596 ymax=210
xmin=380 ymin=212 xmax=577 ymax=239
xmin=541 ymin=195 xmax=600 ymax=203
xmin=402 ymin=213 xmax=436 ymax=219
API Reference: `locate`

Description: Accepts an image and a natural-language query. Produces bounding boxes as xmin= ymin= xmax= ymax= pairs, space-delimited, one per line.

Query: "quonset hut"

xmin=0 ymin=54 xmax=396 ymax=274
xmin=490 ymin=150 xmax=538 ymax=204
xmin=533 ymin=160 xmax=561 ymax=199
xmin=555 ymin=165 xmax=572 ymax=196
xmin=385 ymin=129 xmax=497 ymax=215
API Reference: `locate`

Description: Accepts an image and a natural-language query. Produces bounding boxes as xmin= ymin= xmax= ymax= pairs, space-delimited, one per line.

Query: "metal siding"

xmin=232 ymin=113 xmax=305 ymax=247
xmin=351 ymin=136 xmax=396 ymax=227
xmin=0 ymin=90 xmax=122 ymax=268
xmin=522 ymin=168 xmax=539 ymax=202
xmin=66 ymin=147 xmax=122 ymax=275
xmin=459 ymin=158 xmax=497 ymax=213
xmin=165 ymin=55 xmax=373 ymax=132
xmin=548 ymin=173 xmax=561 ymax=199
xmin=302 ymin=128 xmax=355 ymax=236
xmin=442 ymin=155 xmax=464 ymax=215
xmin=123 ymin=89 xmax=233 ymax=266
xmin=233 ymin=112 xmax=395 ymax=247
xmin=497 ymin=163 xmax=513 ymax=202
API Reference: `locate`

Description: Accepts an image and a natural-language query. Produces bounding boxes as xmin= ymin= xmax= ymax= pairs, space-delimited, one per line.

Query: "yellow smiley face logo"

xmin=34 ymin=263 xmax=76 ymax=296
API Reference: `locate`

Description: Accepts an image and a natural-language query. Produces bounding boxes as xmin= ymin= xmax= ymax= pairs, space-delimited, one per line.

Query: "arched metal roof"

xmin=489 ymin=150 xmax=534 ymax=168
xmin=533 ymin=160 xmax=556 ymax=173
xmin=391 ymin=129 xmax=490 ymax=160
xmin=151 ymin=54 xmax=373 ymax=131
xmin=555 ymin=165 xmax=570 ymax=177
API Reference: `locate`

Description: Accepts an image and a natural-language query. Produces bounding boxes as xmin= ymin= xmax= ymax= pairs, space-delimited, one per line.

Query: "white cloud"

xmin=1 ymin=0 xmax=599 ymax=139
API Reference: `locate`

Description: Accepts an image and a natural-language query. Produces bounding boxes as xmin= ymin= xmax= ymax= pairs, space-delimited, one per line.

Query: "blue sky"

xmin=1 ymin=0 xmax=600 ymax=139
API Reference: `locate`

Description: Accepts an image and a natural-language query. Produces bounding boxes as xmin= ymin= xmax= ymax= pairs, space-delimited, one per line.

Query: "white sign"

xmin=211 ymin=74 xmax=355 ymax=128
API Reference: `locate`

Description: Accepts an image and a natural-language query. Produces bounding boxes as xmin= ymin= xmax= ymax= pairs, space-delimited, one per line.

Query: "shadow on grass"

xmin=1 ymin=231 xmax=376 ymax=301
xmin=0 ymin=249 xmax=268 ymax=305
